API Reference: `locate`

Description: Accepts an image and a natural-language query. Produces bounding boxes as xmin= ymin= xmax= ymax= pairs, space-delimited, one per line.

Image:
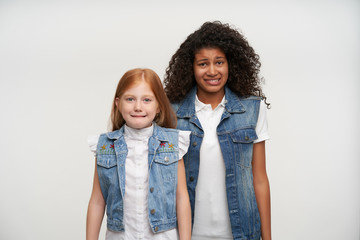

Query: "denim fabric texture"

xmin=172 ymin=86 xmax=261 ymax=240
xmin=96 ymin=123 xmax=180 ymax=233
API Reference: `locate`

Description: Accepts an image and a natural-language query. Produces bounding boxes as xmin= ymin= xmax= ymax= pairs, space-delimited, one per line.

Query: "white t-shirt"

xmin=88 ymin=124 xmax=191 ymax=240
xmin=191 ymin=96 xmax=269 ymax=240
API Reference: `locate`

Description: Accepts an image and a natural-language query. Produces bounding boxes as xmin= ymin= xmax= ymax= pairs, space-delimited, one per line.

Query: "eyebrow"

xmin=196 ymin=56 xmax=226 ymax=62
xmin=122 ymin=94 xmax=155 ymax=98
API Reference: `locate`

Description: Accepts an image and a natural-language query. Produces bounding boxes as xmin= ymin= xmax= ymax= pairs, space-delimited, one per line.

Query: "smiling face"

xmin=116 ymin=79 xmax=160 ymax=129
xmin=193 ymin=47 xmax=229 ymax=107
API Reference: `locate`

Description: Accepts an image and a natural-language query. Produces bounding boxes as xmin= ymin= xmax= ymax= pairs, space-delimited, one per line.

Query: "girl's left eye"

xmin=216 ymin=61 xmax=224 ymax=65
xmin=144 ymin=98 xmax=151 ymax=102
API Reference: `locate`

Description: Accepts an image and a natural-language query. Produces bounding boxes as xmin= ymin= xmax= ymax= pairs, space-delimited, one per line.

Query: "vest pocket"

xmin=230 ymin=128 xmax=258 ymax=168
xmin=153 ymin=153 xmax=179 ymax=181
xmin=96 ymin=155 xmax=117 ymax=168
xmin=153 ymin=155 xmax=179 ymax=165
xmin=230 ymin=128 xmax=258 ymax=143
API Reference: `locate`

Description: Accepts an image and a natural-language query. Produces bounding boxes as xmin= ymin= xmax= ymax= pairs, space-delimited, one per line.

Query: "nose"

xmin=134 ymin=100 xmax=142 ymax=112
xmin=207 ymin=63 xmax=216 ymax=76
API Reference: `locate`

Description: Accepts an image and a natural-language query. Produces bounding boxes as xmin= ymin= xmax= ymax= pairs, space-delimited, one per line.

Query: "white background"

xmin=0 ymin=0 xmax=359 ymax=239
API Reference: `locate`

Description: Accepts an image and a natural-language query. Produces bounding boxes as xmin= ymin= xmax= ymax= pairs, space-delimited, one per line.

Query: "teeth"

xmin=207 ymin=79 xmax=219 ymax=82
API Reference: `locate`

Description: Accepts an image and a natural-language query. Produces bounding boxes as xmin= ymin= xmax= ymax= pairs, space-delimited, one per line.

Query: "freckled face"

xmin=116 ymin=80 xmax=159 ymax=129
xmin=193 ymin=47 xmax=229 ymax=103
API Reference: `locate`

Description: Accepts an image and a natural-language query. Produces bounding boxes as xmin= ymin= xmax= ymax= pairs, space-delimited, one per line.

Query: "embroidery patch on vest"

xmin=158 ymin=142 xmax=176 ymax=153
xmin=97 ymin=144 xmax=116 ymax=155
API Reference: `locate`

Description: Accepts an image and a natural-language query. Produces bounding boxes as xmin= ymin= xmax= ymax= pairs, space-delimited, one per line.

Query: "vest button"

xmin=245 ymin=136 xmax=249 ymax=141
xmin=154 ymin=226 xmax=159 ymax=232
xmin=192 ymin=142 xmax=197 ymax=147
xmin=189 ymin=176 xmax=194 ymax=182
xmin=151 ymin=209 xmax=156 ymax=214
xmin=150 ymin=187 xmax=154 ymax=193
xmin=164 ymin=157 xmax=169 ymax=162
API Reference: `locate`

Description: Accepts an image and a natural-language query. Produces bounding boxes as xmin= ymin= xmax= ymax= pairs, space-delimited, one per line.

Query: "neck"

xmin=196 ymin=91 xmax=225 ymax=110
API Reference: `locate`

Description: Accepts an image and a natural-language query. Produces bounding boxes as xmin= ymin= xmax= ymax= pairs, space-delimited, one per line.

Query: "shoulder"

xmin=97 ymin=132 xmax=114 ymax=142
xmin=96 ymin=132 xmax=114 ymax=152
xmin=237 ymin=96 xmax=262 ymax=110
xmin=241 ymin=96 xmax=262 ymax=101
xmin=154 ymin=125 xmax=180 ymax=145
xmin=96 ymin=129 xmax=123 ymax=149
xmin=225 ymin=86 xmax=261 ymax=108
xmin=238 ymin=95 xmax=262 ymax=103
xmin=156 ymin=125 xmax=180 ymax=136
xmin=160 ymin=127 xmax=190 ymax=139
xmin=156 ymin=126 xmax=191 ymax=141
xmin=88 ymin=129 xmax=124 ymax=154
xmin=226 ymin=92 xmax=261 ymax=114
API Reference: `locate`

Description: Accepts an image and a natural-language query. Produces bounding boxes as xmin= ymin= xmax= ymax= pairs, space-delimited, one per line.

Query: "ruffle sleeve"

xmin=87 ymin=135 xmax=99 ymax=156
xmin=178 ymin=130 xmax=191 ymax=160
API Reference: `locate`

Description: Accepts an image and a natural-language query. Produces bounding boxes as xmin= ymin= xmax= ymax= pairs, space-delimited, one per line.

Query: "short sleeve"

xmin=178 ymin=130 xmax=191 ymax=159
xmin=254 ymin=100 xmax=270 ymax=143
xmin=87 ymin=135 xmax=100 ymax=156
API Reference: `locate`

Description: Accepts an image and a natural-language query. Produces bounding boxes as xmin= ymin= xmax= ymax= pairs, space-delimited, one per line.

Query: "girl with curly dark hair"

xmin=164 ymin=21 xmax=271 ymax=240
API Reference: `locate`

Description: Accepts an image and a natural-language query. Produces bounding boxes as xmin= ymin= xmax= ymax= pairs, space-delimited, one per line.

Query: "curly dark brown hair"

xmin=164 ymin=21 xmax=269 ymax=107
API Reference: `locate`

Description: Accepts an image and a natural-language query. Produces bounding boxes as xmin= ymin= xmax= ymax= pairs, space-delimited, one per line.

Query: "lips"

xmin=204 ymin=78 xmax=221 ymax=86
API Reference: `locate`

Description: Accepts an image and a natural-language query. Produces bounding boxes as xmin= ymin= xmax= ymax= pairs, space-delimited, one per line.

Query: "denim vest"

xmin=96 ymin=123 xmax=180 ymax=233
xmin=172 ymin=86 xmax=261 ymax=240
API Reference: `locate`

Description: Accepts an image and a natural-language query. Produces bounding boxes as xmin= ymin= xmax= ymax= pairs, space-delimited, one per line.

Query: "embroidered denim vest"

xmin=172 ymin=86 xmax=261 ymax=240
xmin=96 ymin=123 xmax=180 ymax=233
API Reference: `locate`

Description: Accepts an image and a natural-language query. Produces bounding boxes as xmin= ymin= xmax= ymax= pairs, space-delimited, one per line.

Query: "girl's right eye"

xmin=198 ymin=62 xmax=207 ymax=67
xmin=125 ymin=97 xmax=134 ymax=102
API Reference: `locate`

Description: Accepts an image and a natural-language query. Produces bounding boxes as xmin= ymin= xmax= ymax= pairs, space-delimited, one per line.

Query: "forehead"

xmin=123 ymin=79 xmax=154 ymax=94
xmin=194 ymin=47 xmax=226 ymax=58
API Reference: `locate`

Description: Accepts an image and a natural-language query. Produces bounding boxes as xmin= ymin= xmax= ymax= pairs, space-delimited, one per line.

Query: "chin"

xmin=128 ymin=122 xmax=152 ymax=129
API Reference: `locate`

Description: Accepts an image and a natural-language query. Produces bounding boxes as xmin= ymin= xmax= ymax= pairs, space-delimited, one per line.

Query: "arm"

xmin=252 ymin=141 xmax=271 ymax=240
xmin=86 ymin=159 xmax=106 ymax=240
xmin=176 ymin=159 xmax=192 ymax=240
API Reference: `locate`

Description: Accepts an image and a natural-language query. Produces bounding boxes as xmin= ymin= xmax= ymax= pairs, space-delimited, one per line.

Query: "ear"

xmin=156 ymin=106 xmax=160 ymax=114
xmin=115 ymin=97 xmax=120 ymax=110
